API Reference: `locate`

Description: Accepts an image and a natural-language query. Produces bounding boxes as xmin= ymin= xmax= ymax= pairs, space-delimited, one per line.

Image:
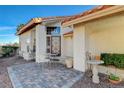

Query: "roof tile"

xmin=62 ymin=5 xmax=114 ymax=24
xmin=63 ymin=31 xmax=73 ymax=35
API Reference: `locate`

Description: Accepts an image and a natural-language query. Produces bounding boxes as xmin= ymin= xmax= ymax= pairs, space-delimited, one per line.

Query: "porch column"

xmin=36 ymin=24 xmax=47 ymax=63
xmin=61 ymin=27 xmax=65 ymax=57
xmin=73 ymin=24 xmax=86 ymax=72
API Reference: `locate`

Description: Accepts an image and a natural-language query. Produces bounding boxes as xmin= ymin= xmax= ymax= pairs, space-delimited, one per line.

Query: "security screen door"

xmin=46 ymin=27 xmax=61 ymax=56
xmin=51 ymin=36 xmax=61 ymax=56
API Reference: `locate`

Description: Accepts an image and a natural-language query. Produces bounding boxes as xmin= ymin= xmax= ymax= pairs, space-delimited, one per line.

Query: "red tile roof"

xmin=41 ymin=16 xmax=71 ymax=21
xmin=63 ymin=31 xmax=73 ymax=36
xmin=62 ymin=5 xmax=115 ymax=24
xmin=17 ymin=5 xmax=116 ymax=35
xmin=17 ymin=16 xmax=71 ymax=35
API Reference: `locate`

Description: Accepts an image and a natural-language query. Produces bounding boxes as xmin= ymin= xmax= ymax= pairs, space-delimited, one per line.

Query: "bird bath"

xmin=87 ymin=60 xmax=104 ymax=84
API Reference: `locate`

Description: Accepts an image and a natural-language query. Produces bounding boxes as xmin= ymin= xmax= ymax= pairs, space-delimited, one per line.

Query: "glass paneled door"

xmin=51 ymin=36 xmax=61 ymax=56
xmin=46 ymin=27 xmax=61 ymax=56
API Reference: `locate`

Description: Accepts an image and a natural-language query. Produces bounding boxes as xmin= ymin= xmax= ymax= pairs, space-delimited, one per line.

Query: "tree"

xmin=17 ymin=24 xmax=25 ymax=31
xmin=13 ymin=42 xmax=19 ymax=47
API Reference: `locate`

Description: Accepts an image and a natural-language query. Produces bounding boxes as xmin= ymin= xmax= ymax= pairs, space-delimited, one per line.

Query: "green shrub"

xmin=101 ymin=53 xmax=124 ymax=68
xmin=1 ymin=46 xmax=18 ymax=57
xmin=109 ymin=74 xmax=120 ymax=81
xmin=113 ymin=55 xmax=124 ymax=68
xmin=101 ymin=53 xmax=114 ymax=65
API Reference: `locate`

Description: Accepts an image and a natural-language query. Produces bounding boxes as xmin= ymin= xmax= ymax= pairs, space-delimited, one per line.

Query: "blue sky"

xmin=0 ymin=5 xmax=95 ymax=44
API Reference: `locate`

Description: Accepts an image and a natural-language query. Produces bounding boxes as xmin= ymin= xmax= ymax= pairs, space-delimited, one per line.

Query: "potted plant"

xmin=109 ymin=74 xmax=122 ymax=84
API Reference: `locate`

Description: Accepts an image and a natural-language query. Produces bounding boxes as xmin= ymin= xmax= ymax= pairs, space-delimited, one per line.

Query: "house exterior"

xmin=16 ymin=16 xmax=72 ymax=63
xmin=62 ymin=5 xmax=124 ymax=74
xmin=17 ymin=5 xmax=124 ymax=78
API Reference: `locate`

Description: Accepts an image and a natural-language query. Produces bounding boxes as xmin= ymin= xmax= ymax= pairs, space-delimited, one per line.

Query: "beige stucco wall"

xmin=63 ymin=36 xmax=73 ymax=57
xmin=61 ymin=26 xmax=73 ymax=57
xmin=30 ymin=29 xmax=36 ymax=50
xmin=73 ymin=24 xmax=86 ymax=72
xmin=69 ymin=11 xmax=124 ymax=72
xmin=19 ymin=27 xmax=35 ymax=60
xmin=20 ymin=31 xmax=31 ymax=53
xmin=35 ymin=24 xmax=47 ymax=62
xmin=85 ymin=12 xmax=124 ymax=55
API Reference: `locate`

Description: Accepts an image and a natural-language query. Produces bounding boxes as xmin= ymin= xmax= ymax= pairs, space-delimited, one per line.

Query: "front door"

xmin=51 ymin=36 xmax=61 ymax=56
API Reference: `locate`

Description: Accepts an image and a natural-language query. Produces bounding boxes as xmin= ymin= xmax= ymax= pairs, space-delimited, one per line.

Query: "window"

xmin=46 ymin=27 xmax=60 ymax=35
xmin=46 ymin=27 xmax=54 ymax=35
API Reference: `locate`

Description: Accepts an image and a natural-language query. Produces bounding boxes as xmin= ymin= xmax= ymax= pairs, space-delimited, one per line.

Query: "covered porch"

xmin=35 ymin=21 xmax=61 ymax=63
xmin=19 ymin=20 xmax=62 ymax=62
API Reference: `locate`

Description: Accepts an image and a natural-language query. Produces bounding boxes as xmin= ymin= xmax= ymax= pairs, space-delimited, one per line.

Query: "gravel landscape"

xmin=0 ymin=56 xmax=34 ymax=88
xmin=72 ymin=71 xmax=124 ymax=88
